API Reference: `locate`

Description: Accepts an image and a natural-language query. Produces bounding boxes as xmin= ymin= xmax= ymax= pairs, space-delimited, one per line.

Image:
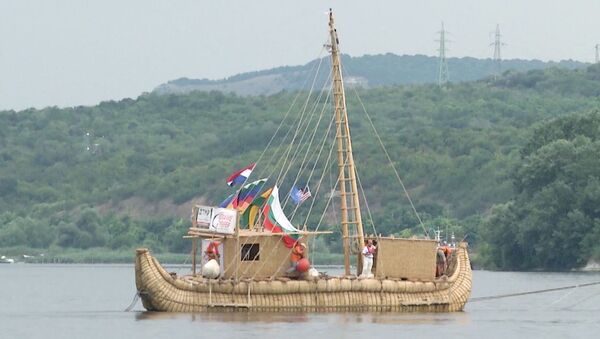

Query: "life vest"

xmin=441 ymin=246 xmax=452 ymax=258
xmin=206 ymin=241 xmax=220 ymax=257
xmin=291 ymin=243 xmax=305 ymax=262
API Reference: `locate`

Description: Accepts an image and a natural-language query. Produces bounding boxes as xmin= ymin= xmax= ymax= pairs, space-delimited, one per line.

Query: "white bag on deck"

xmin=202 ymin=259 xmax=220 ymax=279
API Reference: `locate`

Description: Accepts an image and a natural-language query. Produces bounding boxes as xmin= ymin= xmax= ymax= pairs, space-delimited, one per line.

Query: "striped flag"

xmin=290 ymin=185 xmax=312 ymax=205
xmin=226 ymin=163 xmax=255 ymax=187
xmin=240 ymin=186 xmax=273 ymax=229
xmin=219 ymin=178 xmax=267 ymax=213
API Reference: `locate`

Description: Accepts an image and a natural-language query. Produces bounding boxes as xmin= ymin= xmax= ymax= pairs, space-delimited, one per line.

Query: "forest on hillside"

xmin=155 ymin=53 xmax=587 ymax=96
xmin=1 ymin=65 xmax=600 ymax=269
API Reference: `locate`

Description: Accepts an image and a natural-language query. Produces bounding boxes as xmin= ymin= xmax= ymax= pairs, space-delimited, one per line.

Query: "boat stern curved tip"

xmin=447 ymin=241 xmax=472 ymax=311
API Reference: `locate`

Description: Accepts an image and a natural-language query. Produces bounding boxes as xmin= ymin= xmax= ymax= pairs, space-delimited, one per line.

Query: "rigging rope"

xmin=275 ymin=53 xmax=328 ymax=185
xmin=560 ymin=288 xmax=600 ymax=310
xmin=301 ymin=122 xmax=338 ymax=227
xmin=282 ymin=80 xmax=333 ymax=208
xmin=254 ymin=45 xmax=327 ymax=183
xmin=252 ymin=57 xmax=318 ymax=178
xmin=220 ymin=47 xmax=328 ymax=277
xmin=286 ymin=102 xmax=335 ymax=217
xmin=469 ymin=281 xmax=600 ymax=302
xmin=124 ymin=292 xmax=140 ymax=312
xmin=277 ymin=74 xmax=332 ymax=190
xmin=247 ymin=122 xmax=338 ymax=280
xmin=267 ymin=152 xmax=345 ymax=280
xmin=349 ymin=84 xmax=429 ymax=238
xmin=234 ymin=68 xmax=332 ymax=278
xmin=353 ymin=167 xmax=379 ymax=239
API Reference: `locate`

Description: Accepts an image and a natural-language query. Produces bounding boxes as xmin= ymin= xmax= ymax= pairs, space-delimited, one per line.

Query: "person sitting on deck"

xmin=360 ymin=239 xmax=376 ymax=278
xmin=286 ymin=242 xmax=307 ymax=275
xmin=204 ymin=240 xmax=220 ymax=261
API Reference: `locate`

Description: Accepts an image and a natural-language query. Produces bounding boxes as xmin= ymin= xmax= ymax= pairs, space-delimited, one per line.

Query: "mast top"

xmin=328 ymin=9 xmax=339 ymax=47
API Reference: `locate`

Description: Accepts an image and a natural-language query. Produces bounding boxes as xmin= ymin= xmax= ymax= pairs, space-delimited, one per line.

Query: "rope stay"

xmin=353 ymin=166 xmax=379 ymax=239
xmin=469 ymin=281 xmax=600 ymax=303
xmin=301 ymin=123 xmax=338 ymax=228
xmin=252 ymin=45 xmax=327 ymax=181
xmin=287 ymin=105 xmax=336 ymax=219
xmin=247 ymin=119 xmax=338 ymax=280
xmin=347 ymin=81 xmax=429 ymax=239
xmin=281 ymin=81 xmax=333 ymax=209
xmin=277 ymin=74 xmax=332 ymax=194
xmin=220 ymin=47 xmax=326 ymax=278
xmin=274 ymin=52 xmax=329 ymax=185
xmin=266 ymin=148 xmax=345 ymax=280
xmin=124 ymin=292 xmax=140 ymax=312
xmin=253 ymin=44 xmax=328 ymax=186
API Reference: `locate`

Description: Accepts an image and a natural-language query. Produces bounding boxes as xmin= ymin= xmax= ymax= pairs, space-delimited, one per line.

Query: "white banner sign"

xmin=194 ymin=205 xmax=237 ymax=234
xmin=196 ymin=206 xmax=212 ymax=228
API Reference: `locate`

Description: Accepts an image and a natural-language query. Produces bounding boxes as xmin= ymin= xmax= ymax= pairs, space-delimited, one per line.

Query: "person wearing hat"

xmin=287 ymin=242 xmax=307 ymax=274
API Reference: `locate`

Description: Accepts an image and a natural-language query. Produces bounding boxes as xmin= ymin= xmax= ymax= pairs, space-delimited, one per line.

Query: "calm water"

xmin=0 ymin=264 xmax=599 ymax=339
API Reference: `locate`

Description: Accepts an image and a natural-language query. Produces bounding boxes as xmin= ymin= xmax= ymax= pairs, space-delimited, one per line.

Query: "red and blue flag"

xmin=226 ymin=163 xmax=255 ymax=187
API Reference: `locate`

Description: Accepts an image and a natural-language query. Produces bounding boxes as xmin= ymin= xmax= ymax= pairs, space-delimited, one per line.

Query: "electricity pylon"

xmin=490 ymin=24 xmax=506 ymax=80
xmin=437 ymin=22 xmax=449 ymax=87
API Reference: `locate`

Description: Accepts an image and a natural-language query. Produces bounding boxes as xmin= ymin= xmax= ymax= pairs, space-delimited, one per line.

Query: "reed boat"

xmin=135 ymin=10 xmax=472 ymax=313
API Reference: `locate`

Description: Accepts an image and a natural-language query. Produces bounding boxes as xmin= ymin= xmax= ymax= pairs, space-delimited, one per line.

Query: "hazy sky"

xmin=1 ymin=0 xmax=600 ymax=110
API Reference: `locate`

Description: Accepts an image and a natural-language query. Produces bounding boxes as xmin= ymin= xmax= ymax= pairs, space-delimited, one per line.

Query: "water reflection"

xmin=135 ymin=310 xmax=470 ymax=326
xmin=2 ymin=266 xmax=598 ymax=339
xmin=136 ymin=311 xmax=310 ymax=323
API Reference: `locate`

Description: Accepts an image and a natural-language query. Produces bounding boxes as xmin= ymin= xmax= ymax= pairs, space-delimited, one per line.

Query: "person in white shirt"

xmin=360 ymin=239 xmax=376 ymax=278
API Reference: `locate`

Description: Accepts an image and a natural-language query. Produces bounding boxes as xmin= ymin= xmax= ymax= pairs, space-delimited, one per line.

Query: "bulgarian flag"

xmin=262 ymin=185 xmax=299 ymax=248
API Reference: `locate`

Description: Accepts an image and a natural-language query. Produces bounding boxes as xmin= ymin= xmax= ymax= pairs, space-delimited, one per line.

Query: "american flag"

xmin=291 ymin=185 xmax=312 ymax=204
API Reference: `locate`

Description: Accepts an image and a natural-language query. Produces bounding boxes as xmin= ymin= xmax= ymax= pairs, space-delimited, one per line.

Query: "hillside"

xmin=154 ymin=54 xmax=588 ymax=96
xmin=2 ymin=64 xmax=600 ymax=268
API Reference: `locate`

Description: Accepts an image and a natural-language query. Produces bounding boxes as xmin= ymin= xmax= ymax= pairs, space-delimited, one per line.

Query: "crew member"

xmin=436 ymin=243 xmax=452 ymax=277
xmin=205 ymin=240 xmax=220 ymax=261
xmin=436 ymin=248 xmax=446 ymax=277
xmin=360 ymin=239 xmax=376 ymax=278
xmin=287 ymin=242 xmax=306 ymax=274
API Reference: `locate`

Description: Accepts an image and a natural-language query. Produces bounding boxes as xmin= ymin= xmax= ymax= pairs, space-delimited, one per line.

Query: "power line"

xmin=436 ymin=22 xmax=449 ymax=87
xmin=595 ymin=44 xmax=599 ymax=64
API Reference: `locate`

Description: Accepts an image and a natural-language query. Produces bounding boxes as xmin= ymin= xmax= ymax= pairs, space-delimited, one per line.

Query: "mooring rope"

xmin=124 ymin=292 xmax=140 ymax=312
xmin=560 ymin=288 xmax=600 ymax=310
xmin=469 ymin=280 xmax=600 ymax=302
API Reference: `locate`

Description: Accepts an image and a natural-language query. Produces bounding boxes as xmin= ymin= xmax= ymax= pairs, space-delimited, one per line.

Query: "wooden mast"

xmin=328 ymin=10 xmax=365 ymax=276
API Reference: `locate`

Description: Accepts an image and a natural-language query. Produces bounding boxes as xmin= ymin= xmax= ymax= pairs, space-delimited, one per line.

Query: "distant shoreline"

xmin=0 ymin=249 xmax=347 ymax=265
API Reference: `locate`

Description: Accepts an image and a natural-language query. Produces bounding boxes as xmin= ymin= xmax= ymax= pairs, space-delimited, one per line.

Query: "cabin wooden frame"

xmin=186 ymin=227 xmax=327 ymax=280
xmin=372 ymin=237 xmax=437 ymax=281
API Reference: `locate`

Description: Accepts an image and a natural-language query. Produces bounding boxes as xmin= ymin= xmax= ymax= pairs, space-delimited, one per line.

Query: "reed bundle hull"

xmin=134 ymin=243 xmax=472 ymax=313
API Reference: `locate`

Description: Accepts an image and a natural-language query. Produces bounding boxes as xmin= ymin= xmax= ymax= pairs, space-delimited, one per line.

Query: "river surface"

xmin=0 ymin=264 xmax=598 ymax=339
